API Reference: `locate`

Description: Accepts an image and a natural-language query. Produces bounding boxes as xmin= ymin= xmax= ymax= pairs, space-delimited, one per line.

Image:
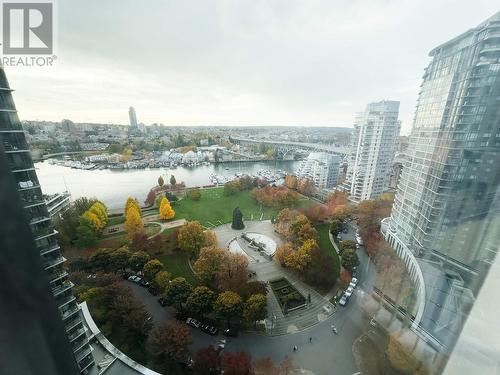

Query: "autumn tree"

xmin=329 ymin=219 xmax=343 ymax=236
xmin=339 ymin=240 xmax=357 ymax=254
xmin=159 ymin=197 xmax=175 ymax=220
xmin=221 ymin=351 xmax=252 ymax=375
xmin=170 ymin=174 xmax=176 ymax=186
xmin=204 ymin=230 xmax=218 ymax=248
xmin=284 ymin=174 xmax=298 ymax=190
xmin=193 ymin=346 xmax=220 ymax=375
xmin=128 ymin=251 xmax=150 ymax=272
xmin=158 ymin=175 xmax=164 ymax=187
xmin=275 ymin=242 xmax=294 ymax=266
xmin=341 ymin=249 xmax=359 ymax=272
xmin=124 ymin=197 xmax=141 ymax=217
xmin=149 ymin=322 xmax=192 ymax=373
xmin=162 ymin=277 xmax=193 ymax=312
xmin=125 ymin=204 xmax=144 ymax=241
xmin=303 ymin=247 xmax=337 ymax=289
xmin=243 ymin=294 xmax=267 ymax=328
xmin=89 ymin=248 xmax=114 ymax=271
xmin=109 ymin=247 xmax=132 ymax=273
xmin=186 ymin=286 xmax=215 ymax=318
xmin=216 ymin=253 xmax=249 ymax=294
xmin=82 ymin=210 xmax=102 ymax=232
xmin=194 ymin=246 xmax=228 ymax=285
xmin=224 ymin=181 xmax=239 ymax=196
xmin=284 ymin=239 xmax=317 ymax=271
xmin=153 ymin=270 xmax=172 ymax=290
xmin=188 ymin=188 xmax=202 ymax=201
xmin=143 ymin=259 xmax=165 ymax=281
xmin=297 ymin=178 xmax=315 ymax=196
xmin=289 ymin=214 xmax=311 ymax=245
xmin=214 ymin=291 xmax=243 ymax=328
xmin=178 ymin=221 xmax=206 ymax=257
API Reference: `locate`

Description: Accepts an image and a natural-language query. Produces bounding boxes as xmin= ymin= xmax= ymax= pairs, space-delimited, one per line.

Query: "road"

xmin=126 ymin=222 xmax=378 ymax=375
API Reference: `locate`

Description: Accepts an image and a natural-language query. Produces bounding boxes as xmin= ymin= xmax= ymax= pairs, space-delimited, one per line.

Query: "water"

xmin=35 ymin=160 xmax=299 ymax=209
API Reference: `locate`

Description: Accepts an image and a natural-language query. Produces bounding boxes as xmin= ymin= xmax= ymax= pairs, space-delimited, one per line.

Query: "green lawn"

xmin=106 ymin=187 xmax=313 ymax=229
xmin=158 ymin=252 xmax=198 ymax=285
xmin=101 ymin=223 xmax=161 ymax=240
xmin=316 ymin=223 xmax=341 ymax=277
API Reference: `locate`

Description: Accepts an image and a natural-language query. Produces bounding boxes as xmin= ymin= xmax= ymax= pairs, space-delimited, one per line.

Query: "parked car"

xmin=342 ymin=227 xmax=348 ymax=234
xmin=157 ymin=298 xmax=168 ymax=307
xmin=339 ymin=295 xmax=348 ymax=306
xmin=336 ymin=234 xmax=342 ymax=240
xmin=186 ymin=318 xmax=201 ymax=329
xmin=139 ymin=279 xmax=150 ymax=288
xmin=201 ymin=323 xmax=218 ymax=336
xmin=224 ymin=328 xmax=239 ymax=337
xmin=344 ymin=286 xmax=354 ymax=298
xmin=218 ymin=339 xmax=226 ymax=350
xmin=128 ymin=275 xmax=140 ymax=283
xmin=349 ymin=277 xmax=358 ymax=289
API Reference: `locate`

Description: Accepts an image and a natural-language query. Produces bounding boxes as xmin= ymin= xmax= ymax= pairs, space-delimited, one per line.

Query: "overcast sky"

xmin=6 ymin=1 xmax=499 ymax=134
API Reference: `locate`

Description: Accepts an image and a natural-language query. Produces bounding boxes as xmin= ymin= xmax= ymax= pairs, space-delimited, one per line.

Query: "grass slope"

xmin=316 ymin=223 xmax=341 ymax=278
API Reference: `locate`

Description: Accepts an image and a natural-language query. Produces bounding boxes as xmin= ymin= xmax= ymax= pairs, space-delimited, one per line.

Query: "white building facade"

xmin=296 ymin=152 xmax=340 ymax=189
xmin=345 ymin=100 xmax=400 ymax=202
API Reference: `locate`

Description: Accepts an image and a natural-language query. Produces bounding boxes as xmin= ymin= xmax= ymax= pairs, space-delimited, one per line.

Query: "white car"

xmin=339 ymin=295 xmax=348 ymax=306
xmin=349 ymin=277 xmax=358 ymax=289
xmin=344 ymin=286 xmax=354 ymax=298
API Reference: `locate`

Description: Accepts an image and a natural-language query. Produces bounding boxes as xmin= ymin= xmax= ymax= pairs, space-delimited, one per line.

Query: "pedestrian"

xmin=309 ymin=337 xmax=312 ymax=343
xmin=293 ymin=345 xmax=297 ymax=352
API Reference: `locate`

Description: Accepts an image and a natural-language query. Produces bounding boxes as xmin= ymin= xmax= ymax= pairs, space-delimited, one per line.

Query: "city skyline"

xmin=5 ymin=1 xmax=499 ymax=135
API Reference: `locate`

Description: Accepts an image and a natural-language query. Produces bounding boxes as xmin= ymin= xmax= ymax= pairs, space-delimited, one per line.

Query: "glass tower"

xmin=0 ymin=68 xmax=94 ymax=373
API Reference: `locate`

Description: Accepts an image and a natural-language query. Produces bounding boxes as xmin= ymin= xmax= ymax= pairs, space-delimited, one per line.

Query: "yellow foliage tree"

xmin=82 ymin=210 xmax=102 ymax=232
xmin=283 ymin=239 xmax=316 ymax=271
xmin=124 ymin=197 xmax=141 ymax=217
xmin=125 ymin=205 xmax=144 ymax=241
xmin=159 ymin=197 xmax=175 ymax=220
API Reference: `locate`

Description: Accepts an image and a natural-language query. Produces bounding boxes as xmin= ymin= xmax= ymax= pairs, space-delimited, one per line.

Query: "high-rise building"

xmin=0 ymin=68 xmax=94 ymax=372
xmin=296 ymin=152 xmax=340 ymax=189
xmin=385 ymin=12 xmax=500 ymax=278
xmin=344 ymin=100 xmax=401 ymax=202
xmin=128 ymin=106 xmax=137 ymax=128
xmin=382 ymin=12 xmax=500 ymax=349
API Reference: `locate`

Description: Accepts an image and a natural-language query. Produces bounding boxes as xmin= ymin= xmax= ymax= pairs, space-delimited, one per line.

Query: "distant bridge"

xmin=231 ymin=136 xmax=350 ymax=156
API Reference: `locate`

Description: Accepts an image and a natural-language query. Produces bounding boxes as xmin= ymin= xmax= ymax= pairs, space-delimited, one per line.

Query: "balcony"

xmin=77 ymin=353 xmax=94 ymax=372
xmin=65 ymin=316 xmax=83 ymax=333
xmin=46 ymin=269 xmax=67 ymax=283
xmin=68 ymin=327 xmax=86 ymax=342
xmin=75 ymin=344 xmax=93 ymax=363
xmin=51 ymin=280 xmax=74 ymax=297
xmin=39 ymin=243 xmax=60 ymax=256
xmin=61 ymin=304 xmax=80 ymax=320
xmin=42 ymin=255 xmax=65 ymax=270
xmin=57 ymin=294 xmax=76 ymax=310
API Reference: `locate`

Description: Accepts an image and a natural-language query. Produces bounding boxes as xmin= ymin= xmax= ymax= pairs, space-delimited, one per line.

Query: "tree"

xmin=154 ymin=270 xmax=172 ymax=290
xmin=109 ymin=247 xmax=132 ymax=273
xmin=231 ymin=207 xmax=244 ymax=230
xmin=304 ymin=247 xmax=337 ymax=289
xmin=283 ymin=239 xmax=316 ymax=271
xmin=341 ymin=249 xmax=360 ymax=272
xmin=221 ymin=351 xmax=252 ymax=375
xmin=75 ymin=217 xmax=98 ymax=248
xmin=275 ymin=242 xmax=294 ymax=266
xmin=143 ymin=259 xmax=165 ymax=281
xmin=214 ymin=291 xmax=243 ymax=328
xmin=163 ymin=277 xmax=193 ymax=312
xmin=170 ymin=174 xmax=176 ymax=186
xmin=329 ymin=219 xmax=343 ymax=236
xmin=186 ymin=286 xmax=215 ymax=318
xmin=224 ymin=181 xmax=239 ymax=196
xmin=241 ymin=280 xmax=268 ymax=300
xmin=89 ymin=248 xmax=113 ymax=271
xmin=82 ymin=210 xmax=102 ymax=232
xmin=159 ymin=197 xmax=175 ymax=220
xmin=124 ymin=197 xmax=141 ymax=217
xmin=297 ymin=178 xmax=315 ymax=196
xmin=243 ymin=294 xmax=267 ymax=328
xmin=125 ymin=205 xmax=144 ymax=241
xmin=129 ymin=251 xmax=150 ymax=272
xmin=289 ymin=214 xmax=311 ymax=245
xmin=284 ymin=175 xmax=298 ymax=190
xmin=194 ymin=246 xmax=228 ymax=285
xmin=178 ymin=221 xmax=206 ymax=257
xmin=149 ymin=323 xmax=192 ymax=373
xmin=204 ymin=230 xmax=218 ymax=248
xmin=297 ymin=222 xmax=319 ymax=245
xmin=193 ymin=346 xmax=220 ymax=375
xmin=158 ymin=175 xmax=164 ymax=187
xmin=339 ymin=240 xmax=357 ymax=255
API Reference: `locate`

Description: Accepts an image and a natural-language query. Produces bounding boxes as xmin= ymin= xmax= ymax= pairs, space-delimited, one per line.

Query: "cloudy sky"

xmin=6 ymin=0 xmax=499 ymax=134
